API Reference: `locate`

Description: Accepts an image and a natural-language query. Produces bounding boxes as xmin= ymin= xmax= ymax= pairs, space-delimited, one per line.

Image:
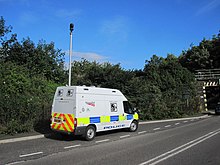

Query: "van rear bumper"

xmin=51 ymin=126 xmax=86 ymax=136
xmin=74 ymin=126 xmax=87 ymax=135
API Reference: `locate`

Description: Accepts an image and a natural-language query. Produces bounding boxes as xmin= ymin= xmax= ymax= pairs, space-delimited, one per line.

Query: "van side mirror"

xmin=133 ymin=108 xmax=140 ymax=114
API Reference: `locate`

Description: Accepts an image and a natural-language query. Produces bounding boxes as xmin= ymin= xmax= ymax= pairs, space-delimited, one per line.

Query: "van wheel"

xmin=84 ymin=126 xmax=96 ymax=141
xmin=129 ymin=121 xmax=138 ymax=132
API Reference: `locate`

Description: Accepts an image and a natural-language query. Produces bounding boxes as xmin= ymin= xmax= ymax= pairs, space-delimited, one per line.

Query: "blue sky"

xmin=1 ymin=0 xmax=220 ymax=70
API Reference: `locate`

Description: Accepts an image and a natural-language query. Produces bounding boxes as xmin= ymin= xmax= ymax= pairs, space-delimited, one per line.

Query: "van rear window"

xmin=67 ymin=89 xmax=74 ymax=97
xmin=57 ymin=89 xmax=63 ymax=97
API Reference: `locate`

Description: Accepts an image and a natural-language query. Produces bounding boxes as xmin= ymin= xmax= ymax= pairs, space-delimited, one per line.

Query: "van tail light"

xmin=74 ymin=118 xmax=77 ymax=128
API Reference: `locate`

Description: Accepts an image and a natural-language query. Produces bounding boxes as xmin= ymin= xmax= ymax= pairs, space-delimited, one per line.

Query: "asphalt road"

xmin=1 ymin=115 xmax=220 ymax=165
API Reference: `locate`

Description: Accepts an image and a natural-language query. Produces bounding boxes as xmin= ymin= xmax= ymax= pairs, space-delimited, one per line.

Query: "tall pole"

xmin=69 ymin=23 xmax=74 ymax=86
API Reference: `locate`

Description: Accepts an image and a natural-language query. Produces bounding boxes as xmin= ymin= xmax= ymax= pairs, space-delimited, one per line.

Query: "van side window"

xmin=123 ymin=101 xmax=134 ymax=114
xmin=110 ymin=103 xmax=118 ymax=112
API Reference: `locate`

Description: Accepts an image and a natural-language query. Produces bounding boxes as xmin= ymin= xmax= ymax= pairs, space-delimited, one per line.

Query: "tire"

xmin=129 ymin=120 xmax=138 ymax=132
xmin=84 ymin=126 xmax=96 ymax=141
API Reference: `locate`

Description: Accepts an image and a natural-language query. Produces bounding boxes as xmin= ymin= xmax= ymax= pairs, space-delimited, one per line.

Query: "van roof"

xmin=57 ymin=86 xmax=123 ymax=96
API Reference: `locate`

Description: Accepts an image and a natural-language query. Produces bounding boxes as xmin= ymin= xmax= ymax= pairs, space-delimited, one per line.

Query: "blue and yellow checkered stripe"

xmin=77 ymin=113 xmax=138 ymax=126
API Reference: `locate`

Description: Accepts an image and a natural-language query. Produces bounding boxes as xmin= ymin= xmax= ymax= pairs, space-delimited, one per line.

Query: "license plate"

xmin=54 ymin=118 xmax=61 ymax=123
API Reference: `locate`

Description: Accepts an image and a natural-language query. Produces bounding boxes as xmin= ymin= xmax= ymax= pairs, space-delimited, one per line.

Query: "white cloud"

xmin=100 ymin=16 xmax=130 ymax=41
xmin=196 ymin=0 xmax=220 ymax=16
xmin=64 ymin=50 xmax=108 ymax=61
xmin=73 ymin=51 xmax=108 ymax=61
xmin=63 ymin=51 xmax=109 ymax=70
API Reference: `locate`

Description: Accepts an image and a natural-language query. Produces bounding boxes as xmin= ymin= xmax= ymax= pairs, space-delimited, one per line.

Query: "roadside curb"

xmin=0 ymin=134 xmax=44 ymax=144
xmin=0 ymin=115 xmax=210 ymax=144
xmin=140 ymin=114 xmax=210 ymax=125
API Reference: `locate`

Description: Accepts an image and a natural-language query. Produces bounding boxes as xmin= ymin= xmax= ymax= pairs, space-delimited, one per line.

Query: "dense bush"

xmin=0 ymin=62 xmax=58 ymax=134
xmin=0 ymin=16 xmax=65 ymax=134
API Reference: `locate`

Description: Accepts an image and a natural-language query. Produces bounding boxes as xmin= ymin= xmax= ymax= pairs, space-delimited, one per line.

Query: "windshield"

xmin=123 ymin=101 xmax=134 ymax=114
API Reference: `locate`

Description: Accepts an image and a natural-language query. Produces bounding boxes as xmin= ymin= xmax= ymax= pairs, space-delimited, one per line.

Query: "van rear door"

xmin=51 ymin=87 xmax=76 ymax=133
xmin=53 ymin=88 xmax=76 ymax=114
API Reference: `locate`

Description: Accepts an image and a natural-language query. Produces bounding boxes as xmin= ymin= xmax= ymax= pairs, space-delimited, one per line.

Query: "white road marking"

xmin=120 ymin=135 xmax=130 ymax=139
xmin=165 ymin=125 xmax=171 ymax=128
xmin=64 ymin=144 xmax=81 ymax=149
xmin=140 ymin=115 xmax=209 ymax=125
xmin=153 ymin=128 xmax=161 ymax=131
xmin=139 ymin=128 xmax=220 ymax=165
xmin=19 ymin=152 xmax=43 ymax=158
xmin=6 ymin=161 xmax=25 ymax=165
xmin=183 ymin=121 xmax=188 ymax=123
xmin=138 ymin=131 xmax=147 ymax=134
xmin=175 ymin=123 xmax=180 ymax=125
xmin=0 ymin=135 xmax=44 ymax=144
xmin=95 ymin=139 xmax=110 ymax=143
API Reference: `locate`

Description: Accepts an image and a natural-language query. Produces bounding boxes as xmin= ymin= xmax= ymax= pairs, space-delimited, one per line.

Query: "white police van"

xmin=51 ymin=86 xmax=139 ymax=140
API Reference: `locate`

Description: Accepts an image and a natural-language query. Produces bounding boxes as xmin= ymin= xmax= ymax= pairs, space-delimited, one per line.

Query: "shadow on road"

xmin=44 ymin=132 xmax=82 ymax=141
xmin=34 ymin=119 xmax=53 ymax=135
xmin=33 ymin=119 xmax=78 ymax=141
xmin=43 ymin=127 xmax=129 ymax=142
xmin=33 ymin=118 xmax=132 ymax=142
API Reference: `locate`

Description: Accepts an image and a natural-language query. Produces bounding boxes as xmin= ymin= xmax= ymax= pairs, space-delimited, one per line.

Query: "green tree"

xmin=179 ymin=32 xmax=220 ymax=71
xmin=0 ymin=61 xmax=59 ymax=134
xmin=71 ymin=59 xmax=134 ymax=92
xmin=142 ymin=54 xmax=197 ymax=119
xmin=0 ymin=17 xmax=61 ymax=134
xmin=2 ymin=38 xmax=66 ymax=83
xmin=0 ymin=16 xmax=17 ymax=61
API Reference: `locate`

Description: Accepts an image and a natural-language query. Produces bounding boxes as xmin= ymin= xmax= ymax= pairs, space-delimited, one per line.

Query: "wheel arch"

xmin=132 ymin=119 xmax=139 ymax=124
xmin=87 ymin=124 xmax=97 ymax=132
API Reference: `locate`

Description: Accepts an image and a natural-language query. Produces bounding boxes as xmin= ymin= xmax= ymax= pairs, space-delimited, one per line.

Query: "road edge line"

xmin=140 ymin=115 xmax=209 ymax=125
xmin=0 ymin=134 xmax=44 ymax=144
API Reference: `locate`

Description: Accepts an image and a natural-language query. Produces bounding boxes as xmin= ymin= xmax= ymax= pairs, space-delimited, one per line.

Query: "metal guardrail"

xmin=195 ymin=69 xmax=220 ymax=81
